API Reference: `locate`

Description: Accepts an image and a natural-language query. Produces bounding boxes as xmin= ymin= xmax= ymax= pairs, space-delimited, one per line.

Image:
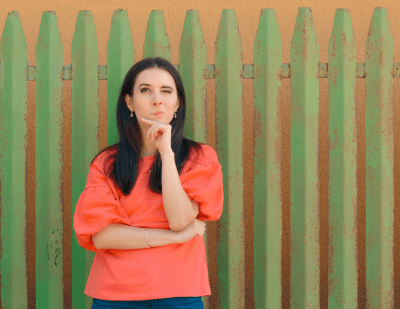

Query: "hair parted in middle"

xmin=93 ymin=57 xmax=202 ymax=195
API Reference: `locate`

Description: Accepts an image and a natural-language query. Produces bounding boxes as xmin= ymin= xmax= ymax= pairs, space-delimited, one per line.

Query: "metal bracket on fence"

xmin=27 ymin=65 xmax=35 ymax=81
xmin=357 ymin=63 xmax=365 ymax=78
xmin=98 ymin=65 xmax=107 ymax=80
xmin=282 ymin=63 xmax=290 ymax=78
xmin=62 ymin=64 xmax=72 ymax=80
xmin=206 ymin=64 xmax=215 ymax=79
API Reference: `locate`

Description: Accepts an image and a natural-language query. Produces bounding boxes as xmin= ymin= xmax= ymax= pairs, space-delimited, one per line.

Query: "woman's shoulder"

xmin=199 ymin=144 xmax=218 ymax=160
xmin=91 ymin=144 xmax=118 ymax=172
xmin=186 ymin=142 xmax=219 ymax=166
xmin=84 ymin=145 xmax=119 ymax=190
xmin=180 ymin=142 xmax=222 ymax=184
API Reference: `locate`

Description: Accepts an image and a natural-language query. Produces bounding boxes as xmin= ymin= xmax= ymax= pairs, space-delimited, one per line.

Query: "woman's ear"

xmin=125 ymin=94 xmax=133 ymax=112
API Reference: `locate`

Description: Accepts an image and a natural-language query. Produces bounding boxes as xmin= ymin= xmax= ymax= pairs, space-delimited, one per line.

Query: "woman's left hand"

xmin=141 ymin=119 xmax=172 ymax=154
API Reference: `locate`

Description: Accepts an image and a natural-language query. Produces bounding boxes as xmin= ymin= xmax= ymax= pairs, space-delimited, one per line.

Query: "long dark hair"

xmin=94 ymin=57 xmax=201 ymax=195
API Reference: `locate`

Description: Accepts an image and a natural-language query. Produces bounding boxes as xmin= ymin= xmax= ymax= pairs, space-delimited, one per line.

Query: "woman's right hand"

xmin=175 ymin=219 xmax=206 ymax=244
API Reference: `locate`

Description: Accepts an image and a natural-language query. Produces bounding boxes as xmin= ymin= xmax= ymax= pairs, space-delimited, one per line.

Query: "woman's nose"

xmin=152 ymin=92 xmax=162 ymax=105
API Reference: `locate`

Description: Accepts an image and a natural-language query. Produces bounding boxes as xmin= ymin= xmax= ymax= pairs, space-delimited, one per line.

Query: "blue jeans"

xmin=92 ymin=297 xmax=204 ymax=309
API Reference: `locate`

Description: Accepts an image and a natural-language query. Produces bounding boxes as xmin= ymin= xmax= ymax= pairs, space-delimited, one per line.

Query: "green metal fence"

xmin=0 ymin=6 xmax=396 ymax=309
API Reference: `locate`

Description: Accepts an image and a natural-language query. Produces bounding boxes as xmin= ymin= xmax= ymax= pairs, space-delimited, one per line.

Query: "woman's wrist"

xmin=159 ymin=149 xmax=175 ymax=160
xmin=146 ymin=227 xmax=181 ymax=247
xmin=170 ymin=230 xmax=182 ymax=244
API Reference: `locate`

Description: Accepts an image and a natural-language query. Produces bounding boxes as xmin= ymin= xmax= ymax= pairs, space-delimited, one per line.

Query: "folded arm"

xmin=161 ymin=150 xmax=199 ymax=231
xmin=92 ymin=224 xmax=178 ymax=250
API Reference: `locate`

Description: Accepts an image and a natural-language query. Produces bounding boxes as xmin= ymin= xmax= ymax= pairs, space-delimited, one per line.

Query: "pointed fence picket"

xmin=0 ymin=11 xmax=28 ymax=309
xmin=365 ymin=8 xmax=395 ymax=308
xmin=328 ymin=9 xmax=358 ymax=308
xmin=180 ymin=10 xmax=207 ymax=144
xmin=179 ymin=9 xmax=209 ymax=309
xmin=215 ymin=9 xmax=245 ymax=309
xmin=143 ymin=10 xmax=171 ymax=61
xmin=35 ymin=11 xmax=64 ymax=309
xmin=71 ymin=10 xmax=99 ymax=309
xmin=107 ymin=9 xmax=135 ymax=145
xmin=253 ymin=8 xmax=282 ymax=309
xmin=0 ymin=6 xmax=398 ymax=309
xmin=290 ymin=7 xmax=320 ymax=308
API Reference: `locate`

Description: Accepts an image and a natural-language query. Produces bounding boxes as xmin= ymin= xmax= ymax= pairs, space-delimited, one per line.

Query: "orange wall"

xmin=1 ymin=0 xmax=400 ymax=308
xmin=2 ymin=0 xmax=400 ymax=65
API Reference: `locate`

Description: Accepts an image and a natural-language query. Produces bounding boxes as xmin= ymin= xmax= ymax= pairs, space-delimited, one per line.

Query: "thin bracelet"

xmin=145 ymin=228 xmax=151 ymax=248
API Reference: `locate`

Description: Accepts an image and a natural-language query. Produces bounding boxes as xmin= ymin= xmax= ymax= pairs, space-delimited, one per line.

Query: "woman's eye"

xmin=163 ymin=90 xmax=172 ymax=94
xmin=140 ymin=88 xmax=149 ymax=93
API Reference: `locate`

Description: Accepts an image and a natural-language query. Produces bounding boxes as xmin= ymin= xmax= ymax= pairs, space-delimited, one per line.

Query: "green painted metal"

xmin=179 ymin=10 xmax=208 ymax=308
xmin=71 ymin=10 xmax=99 ymax=309
xmin=0 ymin=11 xmax=28 ymax=309
xmin=35 ymin=11 xmax=64 ymax=309
xmin=180 ymin=10 xmax=207 ymax=143
xmin=143 ymin=10 xmax=171 ymax=61
xmin=328 ymin=9 xmax=357 ymax=308
xmin=2 ymin=7 xmax=400 ymax=309
xmin=107 ymin=9 xmax=134 ymax=145
xmin=215 ymin=9 xmax=244 ymax=309
xmin=365 ymin=7 xmax=394 ymax=308
xmin=253 ymin=8 xmax=282 ymax=309
xmin=290 ymin=7 xmax=320 ymax=308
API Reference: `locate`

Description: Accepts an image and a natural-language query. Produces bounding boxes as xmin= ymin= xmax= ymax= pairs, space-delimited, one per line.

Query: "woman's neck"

xmin=140 ymin=136 xmax=157 ymax=157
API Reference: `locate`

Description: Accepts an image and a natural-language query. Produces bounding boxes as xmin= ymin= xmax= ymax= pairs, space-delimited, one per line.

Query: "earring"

xmin=174 ymin=112 xmax=177 ymax=118
xmin=130 ymin=111 xmax=134 ymax=118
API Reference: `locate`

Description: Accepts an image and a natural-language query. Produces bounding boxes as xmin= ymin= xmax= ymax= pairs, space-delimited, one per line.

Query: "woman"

xmin=73 ymin=57 xmax=224 ymax=309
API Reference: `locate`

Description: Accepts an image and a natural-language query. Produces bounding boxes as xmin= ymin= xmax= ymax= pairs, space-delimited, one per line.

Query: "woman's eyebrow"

xmin=138 ymin=84 xmax=173 ymax=90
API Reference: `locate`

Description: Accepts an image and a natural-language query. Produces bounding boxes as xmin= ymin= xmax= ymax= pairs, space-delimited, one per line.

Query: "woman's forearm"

xmin=92 ymin=223 xmax=179 ymax=250
xmin=161 ymin=150 xmax=199 ymax=231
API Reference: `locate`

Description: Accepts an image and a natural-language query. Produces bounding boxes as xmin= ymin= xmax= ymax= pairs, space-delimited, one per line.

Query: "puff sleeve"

xmin=180 ymin=145 xmax=224 ymax=221
xmin=73 ymin=155 xmax=131 ymax=252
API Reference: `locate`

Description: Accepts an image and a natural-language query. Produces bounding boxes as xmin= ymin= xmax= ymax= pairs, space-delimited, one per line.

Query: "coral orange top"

xmin=73 ymin=144 xmax=223 ymax=301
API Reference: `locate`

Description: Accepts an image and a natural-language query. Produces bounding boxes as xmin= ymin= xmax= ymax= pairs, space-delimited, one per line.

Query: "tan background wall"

xmin=1 ymin=0 xmax=399 ymax=308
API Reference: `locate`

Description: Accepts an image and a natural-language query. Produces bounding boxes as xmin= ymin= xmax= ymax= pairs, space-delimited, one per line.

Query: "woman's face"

xmin=125 ymin=67 xmax=179 ymax=134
